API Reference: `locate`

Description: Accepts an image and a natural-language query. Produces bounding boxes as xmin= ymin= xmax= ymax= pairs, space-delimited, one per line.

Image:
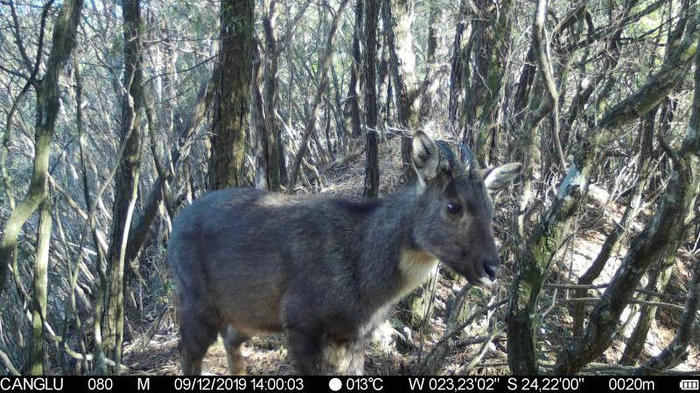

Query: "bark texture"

xmin=209 ymin=0 xmax=255 ymax=190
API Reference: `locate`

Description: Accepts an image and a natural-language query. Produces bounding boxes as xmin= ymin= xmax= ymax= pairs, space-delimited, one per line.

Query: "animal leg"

xmin=285 ymin=326 xmax=326 ymax=374
xmin=282 ymin=291 xmax=329 ymax=374
xmin=178 ymin=308 xmax=218 ymax=375
xmin=332 ymin=339 xmax=365 ymax=375
xmin=223 ymin=326 xmax=250 ymax=375
xmin=344 ymin=340 xmax=365 ymax=375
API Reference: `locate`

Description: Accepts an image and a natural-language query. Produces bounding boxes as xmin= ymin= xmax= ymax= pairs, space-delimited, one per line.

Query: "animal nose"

xmin=482 ymin=259 xmax=500 ymax=282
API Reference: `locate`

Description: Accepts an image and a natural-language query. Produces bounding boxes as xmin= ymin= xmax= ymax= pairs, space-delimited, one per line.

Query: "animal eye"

xmin=447 ymin=202 xmax=462 ymax=215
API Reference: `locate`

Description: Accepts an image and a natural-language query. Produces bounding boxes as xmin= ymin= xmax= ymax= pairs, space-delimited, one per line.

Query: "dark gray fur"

xmin=167 ymin=132 xmax=521 ymax=375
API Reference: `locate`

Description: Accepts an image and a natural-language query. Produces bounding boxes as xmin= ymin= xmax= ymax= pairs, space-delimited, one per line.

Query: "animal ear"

xmin=412 ymin=131 xmax=440 ymax=183
xmin=483 ymin=162 xmax=522 ymax=192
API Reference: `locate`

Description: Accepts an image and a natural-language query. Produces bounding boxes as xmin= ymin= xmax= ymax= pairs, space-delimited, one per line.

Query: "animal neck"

xmin=358 ymin=187 xmax=438 ymax=310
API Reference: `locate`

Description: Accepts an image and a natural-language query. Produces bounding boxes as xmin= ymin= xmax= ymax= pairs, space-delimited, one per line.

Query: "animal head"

xmin=410 ymin=131 xmax=521 ymax=286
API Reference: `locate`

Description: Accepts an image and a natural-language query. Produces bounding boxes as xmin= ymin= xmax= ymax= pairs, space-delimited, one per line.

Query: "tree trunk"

xmin=209 ymin=0 xmax=254 ymax=190
xmin=637 ymin=258 xmax=699 ymax=373
xmin=463 ymin=0 xmax=512 ymax=166
xmin=262 ymin=0 xmax=282 ymax=191
xmin=447 ymin=0 xmax=471 ymax=130
xmin=620 ymin=259 xmax=674 ymax=365
xmin=0 ymin=0 xmax=83 ymax=300
xmin=383 ymin=0 xmax=419 ymax=182
xmin=28 ymin=197 xmax=51 ymax=375
xmin=418 ymin=3 xmax=443 ymax=122
xmin=346 ymin=0 xmax=364 ymax=139
xmin=363 ymin=0 xmax=379 ymax=198
xmin=103 ymin=0 xmax=145 ymax=371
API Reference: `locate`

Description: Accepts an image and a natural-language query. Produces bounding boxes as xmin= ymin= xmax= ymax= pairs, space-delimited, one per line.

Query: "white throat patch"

xmin=397 ymin=249 xmax=439 ymax=298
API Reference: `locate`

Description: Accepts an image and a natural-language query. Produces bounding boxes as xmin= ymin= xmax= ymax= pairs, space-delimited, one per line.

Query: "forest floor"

xmin=122 ymin=137 xmax=699 ymax=375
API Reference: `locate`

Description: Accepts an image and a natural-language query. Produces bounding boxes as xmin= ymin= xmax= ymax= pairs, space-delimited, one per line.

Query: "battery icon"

xmin=680 ymin=380 xmax=699 ymax=391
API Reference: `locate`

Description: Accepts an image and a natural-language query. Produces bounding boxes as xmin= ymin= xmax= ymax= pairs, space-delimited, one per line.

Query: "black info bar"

xmin=0 ymin=375 xmax=697 ymax=393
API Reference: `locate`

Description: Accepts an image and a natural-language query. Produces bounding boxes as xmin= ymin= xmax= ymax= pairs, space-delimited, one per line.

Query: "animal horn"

xmin=435 ymin=140 xmax=458 ymax=171
xmin=460 ymin=142 xmax=479 ymax=171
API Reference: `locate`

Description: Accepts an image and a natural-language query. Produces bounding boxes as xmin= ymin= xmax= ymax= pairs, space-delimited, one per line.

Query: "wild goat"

xmin=167 ymin=131 xmax=521 ymax=374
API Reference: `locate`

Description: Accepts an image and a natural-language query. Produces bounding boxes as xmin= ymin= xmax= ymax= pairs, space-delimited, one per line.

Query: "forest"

xmin=0 ymin=0 xmax=698 ymax=376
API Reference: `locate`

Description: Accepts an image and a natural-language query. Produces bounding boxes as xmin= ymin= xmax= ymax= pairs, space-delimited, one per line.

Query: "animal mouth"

xmin=476 ymin=263 xmax=498 ymax=286
xmin=447 ymin=261 xmax=496 ymax=287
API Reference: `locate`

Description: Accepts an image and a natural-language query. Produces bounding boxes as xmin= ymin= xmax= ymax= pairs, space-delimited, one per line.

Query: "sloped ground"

xmin=124 ymin=137 xmax=698 ymax=375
